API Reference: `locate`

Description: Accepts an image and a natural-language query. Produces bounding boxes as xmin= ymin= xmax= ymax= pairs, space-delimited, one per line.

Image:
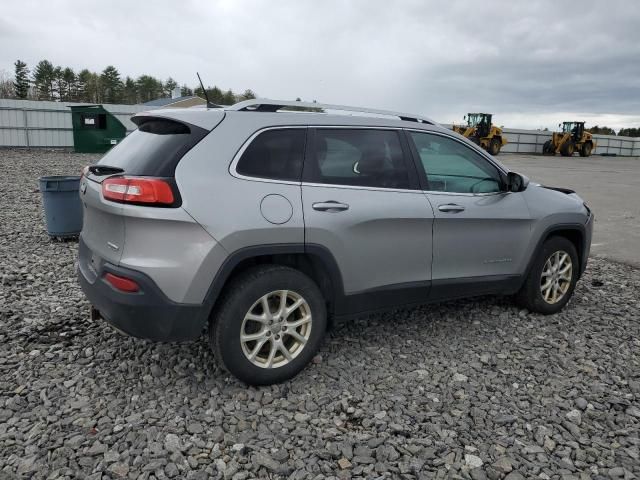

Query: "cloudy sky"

xmin=1 ymin=0 xmax=639 ymax=130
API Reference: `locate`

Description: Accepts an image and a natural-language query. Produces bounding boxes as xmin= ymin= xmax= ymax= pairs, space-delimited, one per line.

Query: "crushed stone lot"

xmin=0 ymin=149 xmax=639 ymax=480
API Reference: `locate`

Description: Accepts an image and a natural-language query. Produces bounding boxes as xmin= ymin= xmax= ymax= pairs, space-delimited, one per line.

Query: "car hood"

xmin=528 ymin=182 xmax=586 ymax=210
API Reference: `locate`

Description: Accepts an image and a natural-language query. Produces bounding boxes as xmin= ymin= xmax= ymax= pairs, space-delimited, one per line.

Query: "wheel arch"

xmin=525 ymin=224 xmax=586 ymax=281
xmin=202 ymin=244 xmax=345 ymax=325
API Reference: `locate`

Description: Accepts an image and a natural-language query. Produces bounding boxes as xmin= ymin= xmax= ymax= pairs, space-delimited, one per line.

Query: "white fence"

xmin=0 ymin=99 xmax=156 ymax=148
xmin=1 ymin=99 xmax=639 ymax=155
xmin=500 ymin=128 xmax=639 ymax=156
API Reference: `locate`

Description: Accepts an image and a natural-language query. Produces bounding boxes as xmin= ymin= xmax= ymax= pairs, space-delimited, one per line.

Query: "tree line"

xmin=586 ymin=126 xmax=616 ymax=136
xmin=617 ymin=127 xmax=640 ymax=138
xmin=5 ymin=59 xmax=257 ymax=105
xmin=2 ymin=61 xmax=640 ymax=136
xmin=584 ymin=126 xmax=640 ymax=137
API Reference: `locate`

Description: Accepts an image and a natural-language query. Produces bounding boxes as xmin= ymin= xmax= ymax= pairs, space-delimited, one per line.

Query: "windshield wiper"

xmin=88 ymin=165 xmax=125 ymax=176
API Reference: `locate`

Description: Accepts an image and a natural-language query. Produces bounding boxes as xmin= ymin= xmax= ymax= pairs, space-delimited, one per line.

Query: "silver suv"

xmin=78 ymin=99 xmax=593 ymax=385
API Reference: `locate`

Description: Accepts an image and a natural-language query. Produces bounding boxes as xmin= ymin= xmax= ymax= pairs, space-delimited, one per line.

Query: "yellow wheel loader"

xmin=452 ymin=113 xmax=507 ymax=155
xmin=543 ymin=122 xmax=596 ymax=157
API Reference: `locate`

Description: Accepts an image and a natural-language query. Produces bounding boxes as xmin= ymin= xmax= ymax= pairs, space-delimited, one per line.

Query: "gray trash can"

xmin=39 ymin=175 xmax=83 ymax=238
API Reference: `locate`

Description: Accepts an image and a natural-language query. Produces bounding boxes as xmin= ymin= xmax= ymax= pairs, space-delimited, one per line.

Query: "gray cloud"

xmin=1 ymin=0 xmax=638 ymax=129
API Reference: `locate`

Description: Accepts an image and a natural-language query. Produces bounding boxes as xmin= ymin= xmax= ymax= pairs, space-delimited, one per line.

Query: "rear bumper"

xmin=77 ymin=238 xmax=208 ymax=341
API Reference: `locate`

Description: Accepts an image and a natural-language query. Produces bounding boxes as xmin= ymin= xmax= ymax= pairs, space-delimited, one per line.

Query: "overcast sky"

xmin=1 ymin=0 xmax=639 ymax=130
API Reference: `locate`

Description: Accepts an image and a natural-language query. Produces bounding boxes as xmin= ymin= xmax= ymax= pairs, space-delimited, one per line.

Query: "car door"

xmin=406 ymin=130 xmax=532 ymax=295
xmin=301 ymin=127 xmax=434 ymax=314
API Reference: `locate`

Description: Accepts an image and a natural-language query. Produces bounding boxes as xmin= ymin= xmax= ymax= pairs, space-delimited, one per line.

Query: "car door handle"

xmin=312 ymin=201 xmax=350 ymax=212
xmin=438 ymin=203 xmax=465 ymax=213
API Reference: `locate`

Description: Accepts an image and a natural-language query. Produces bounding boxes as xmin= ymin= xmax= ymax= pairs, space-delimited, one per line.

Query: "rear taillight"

xmin=104 ymin=272 xmax=140 ymax=293
xmin=102 ymin=177 xmax=174 ymax=205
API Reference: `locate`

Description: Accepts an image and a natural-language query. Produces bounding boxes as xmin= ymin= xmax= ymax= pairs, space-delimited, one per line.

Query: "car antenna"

xmin=197 ymin=72 xmax=221 ymax=109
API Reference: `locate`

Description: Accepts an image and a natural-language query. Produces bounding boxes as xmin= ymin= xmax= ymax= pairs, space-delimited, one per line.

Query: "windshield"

xmin=562 ymin=122 xmax=576 ymax=133
xmin=467 ymin=114 xmax=484 ymax=126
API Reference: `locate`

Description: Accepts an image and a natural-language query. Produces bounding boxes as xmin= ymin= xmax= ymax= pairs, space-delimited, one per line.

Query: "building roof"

xmin=143 ymin=95 xmax=203 ymax=107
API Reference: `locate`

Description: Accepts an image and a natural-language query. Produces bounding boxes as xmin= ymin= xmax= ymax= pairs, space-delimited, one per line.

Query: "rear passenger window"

xmin=237 ymin=129 xmax=306 ymax=181
xmin=306 ymin=129 xmax=410 ymax=189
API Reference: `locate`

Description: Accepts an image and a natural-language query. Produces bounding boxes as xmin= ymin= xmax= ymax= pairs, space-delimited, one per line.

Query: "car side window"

xmin=236 ymin=129 xmax=306 ymax=181
xmin=306 ymin=129 xmax=410 ymax=189
xmin=409 ymin=131 xmax=503 ymax=194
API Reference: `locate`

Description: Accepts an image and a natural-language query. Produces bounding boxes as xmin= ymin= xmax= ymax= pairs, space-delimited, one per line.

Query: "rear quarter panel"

xmin=175 ymin=114 xmax=305 ymax=253
xmin=116 ymin=204 xmax=226 ymax=304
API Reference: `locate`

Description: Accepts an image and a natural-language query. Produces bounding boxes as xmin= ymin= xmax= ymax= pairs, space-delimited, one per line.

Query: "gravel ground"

xmin=1 ymin=149 xmax=639 ymax=480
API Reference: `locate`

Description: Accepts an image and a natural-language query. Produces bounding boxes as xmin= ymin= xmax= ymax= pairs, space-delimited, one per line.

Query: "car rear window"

xmin=236 ymin=128 xmax=306 ymax=181
xmin=96 ymin=117 xmax=208 ymax=177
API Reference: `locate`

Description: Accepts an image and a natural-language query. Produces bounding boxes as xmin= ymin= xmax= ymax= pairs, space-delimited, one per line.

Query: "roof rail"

xmin=227 ymin=98 xmax=434 ymax=124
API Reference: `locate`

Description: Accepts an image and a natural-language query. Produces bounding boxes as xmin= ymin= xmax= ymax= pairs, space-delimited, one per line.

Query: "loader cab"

xmin=467 ymin=113 xmax=492 ymax=138
xmin=561 ymin=122 xmax=584 ymax=142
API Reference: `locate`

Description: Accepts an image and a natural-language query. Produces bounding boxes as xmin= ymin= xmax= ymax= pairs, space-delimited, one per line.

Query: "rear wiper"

xmin=88 ymin=165 xmax=125 ymax=176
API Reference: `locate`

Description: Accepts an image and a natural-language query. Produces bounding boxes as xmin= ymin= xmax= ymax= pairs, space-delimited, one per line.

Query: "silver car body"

xmin=78 ymin=99 xmax=593 ymax=341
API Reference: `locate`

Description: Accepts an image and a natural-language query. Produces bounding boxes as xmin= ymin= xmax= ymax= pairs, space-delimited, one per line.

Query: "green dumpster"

xmin=69 ymin=105 xmax=126 ymax=153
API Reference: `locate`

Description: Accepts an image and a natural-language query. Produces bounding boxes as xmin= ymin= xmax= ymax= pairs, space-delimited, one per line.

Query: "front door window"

xmin=409 ymin=131 xmax=503 ymax=194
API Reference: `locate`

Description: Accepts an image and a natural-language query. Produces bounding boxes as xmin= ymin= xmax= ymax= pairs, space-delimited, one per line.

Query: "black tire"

xmin=210 ymin=265 xmax=326 ymax=385
xmin=580 ymin=142 xmax=592 ymax=157
xmin=516 ymin=236 xmax=579 ymax=315
xmin=489 ymin=138 xmax=501 ymax=155
xmin=542 ymin=140 xmax=555 ymax=155
xmin=560 ymin=141 xmax=575 ymax=157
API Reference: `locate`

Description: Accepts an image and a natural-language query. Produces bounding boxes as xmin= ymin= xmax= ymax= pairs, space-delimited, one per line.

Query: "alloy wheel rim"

xmin=540 ymin=250 xmax=573 ymax=304
xmin=240 ymin=290 xmax=312 ymax=368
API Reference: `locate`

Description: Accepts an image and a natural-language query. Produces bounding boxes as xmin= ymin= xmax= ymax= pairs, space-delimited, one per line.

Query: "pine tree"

xmin=53 ymin=66 xmax=65 ymax=101
xmin=62 ymin=68 xmax=77 ymax=101
xmin=32 ymin=60 xmax=56 ymax=100
xmin=77 ymin=69 xmax=100 ymax=103
xmin=122 ymin=76 xmax=137 ymax=104
xmin=163 ymin=77 xmax=178 ymax=97
xmin=136 ymin=75 xmax=163 ymax=103
xmin=239 ymin=89 xmax=257 ymax=101
xmin=222 ymin=89 xmax=236 ymax=105
xmin=13 ymin=60 xmax=29 ymax=99
xmin=209 ymin=86 xmax=223 ymax=104
xmin=180 ymin=84 xmax=193 ymax=97
xmin=100 ymin=66 xmax=123 ymax=103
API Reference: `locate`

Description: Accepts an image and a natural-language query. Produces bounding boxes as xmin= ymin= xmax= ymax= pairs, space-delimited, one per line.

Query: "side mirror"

xmin=463 ymin=115 xmax=466 ymax=120
xmin=507 ymin=172 xmax=529 ymax=192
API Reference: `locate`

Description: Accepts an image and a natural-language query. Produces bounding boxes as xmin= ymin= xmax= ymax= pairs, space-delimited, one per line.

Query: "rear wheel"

xmin=542 ymin=140 xmax=555 ymax=155
xmin=580 ymin=142 xmax=592 ymax=157
xmin=210 ymin=265 xmax=326 ymax=385
xmin=489 ymin=138 xmax=501 ymax=155
xmin=560 ymin=141 xmax=575 ymax=157
xmin=516 ymin=236 xmax=579 ymax=314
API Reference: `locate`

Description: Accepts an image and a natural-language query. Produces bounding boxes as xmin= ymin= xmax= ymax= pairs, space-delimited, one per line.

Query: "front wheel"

xmin=542 ymin=140 xmax=555 ymax=155
xmin=210 ymin=265 xmax=326 ymax=385
xmin=516 ymin=236 xmax=579 ymax=314
xmin=489 ymin=138 xmax=501 ymax=155
xmin=580 ymin=142 xmax=592 ymax=157
xmin=560 ymin=141 xmax=575 ymax=157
